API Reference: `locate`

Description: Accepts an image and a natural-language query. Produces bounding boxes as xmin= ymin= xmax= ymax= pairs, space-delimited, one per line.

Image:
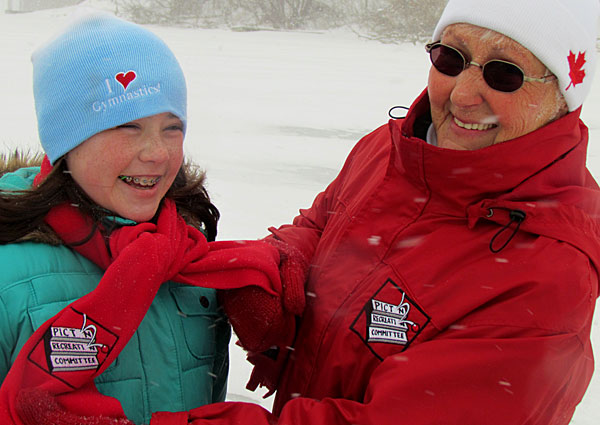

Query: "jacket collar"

xmin=389 ymin=89 xmax=600 ymax=276
xmin=390 ymin=89 xmax=586 ymax=213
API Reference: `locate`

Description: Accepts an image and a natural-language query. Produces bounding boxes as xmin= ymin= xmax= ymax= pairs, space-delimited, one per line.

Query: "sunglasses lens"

xmin=483 ymin=61 xmax=525 ymax=92
xmin=429 ymin=44 xmax=464 ymax=77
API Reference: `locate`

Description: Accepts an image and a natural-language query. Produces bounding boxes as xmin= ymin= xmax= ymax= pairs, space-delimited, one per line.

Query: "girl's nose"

xmin=139 ymin=133 xmax=169 ymax=163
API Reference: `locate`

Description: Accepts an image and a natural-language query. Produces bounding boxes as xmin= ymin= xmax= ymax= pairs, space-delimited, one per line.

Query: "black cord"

xmin=489 ymin=209 xmax=526 ymax=253
xmin=388 ymin=106 xmax=409 ymax=119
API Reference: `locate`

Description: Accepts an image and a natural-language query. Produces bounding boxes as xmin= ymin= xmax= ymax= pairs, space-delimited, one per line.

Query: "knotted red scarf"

xmin=0 ymin=157 xmax=283 ymax=424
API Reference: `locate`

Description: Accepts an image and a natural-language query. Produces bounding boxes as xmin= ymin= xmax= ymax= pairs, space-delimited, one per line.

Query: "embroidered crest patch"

xmin=27 ymin=308 xmax=118 ymax=388
xmin=350 ymin=278 xmax=429 ymax=360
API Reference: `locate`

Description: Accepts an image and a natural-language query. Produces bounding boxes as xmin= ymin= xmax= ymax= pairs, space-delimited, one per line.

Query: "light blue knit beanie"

xmin=32 ymin=13 xmax=187 ymax=164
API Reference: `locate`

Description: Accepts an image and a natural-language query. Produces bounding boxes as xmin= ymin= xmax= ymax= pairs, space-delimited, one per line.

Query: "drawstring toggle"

xmin=489 ymin=209 xmax=526 ymax=253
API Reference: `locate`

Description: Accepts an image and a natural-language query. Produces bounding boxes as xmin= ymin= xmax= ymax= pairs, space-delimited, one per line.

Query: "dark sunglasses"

xmin=425 ymin=42 xmax=556 ymax=93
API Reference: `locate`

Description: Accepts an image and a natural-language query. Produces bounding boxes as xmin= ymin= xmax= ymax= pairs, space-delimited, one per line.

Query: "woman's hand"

xmin=219 ymin=237 xmax=308 ymax=352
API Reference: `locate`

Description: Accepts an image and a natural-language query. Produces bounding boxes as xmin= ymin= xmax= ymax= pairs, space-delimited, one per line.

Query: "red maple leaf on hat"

xmin=566 ymin=51 xmax=586 ymax=90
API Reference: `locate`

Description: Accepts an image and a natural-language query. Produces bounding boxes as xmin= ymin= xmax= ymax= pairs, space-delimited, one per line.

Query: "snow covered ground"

xmin=1 ymin=1 xmax=599 ymax=423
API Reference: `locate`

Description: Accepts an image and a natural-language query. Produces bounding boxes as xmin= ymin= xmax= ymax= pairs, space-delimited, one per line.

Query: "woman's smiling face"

xmin=428 ymin=23 xmax=567 ymax=150
xmin=65 ymin=112 xmax=184 ymax=222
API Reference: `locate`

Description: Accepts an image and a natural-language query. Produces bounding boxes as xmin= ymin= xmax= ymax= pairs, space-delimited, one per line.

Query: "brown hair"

xmin=0 ymin=151 xmax=219 ymax=244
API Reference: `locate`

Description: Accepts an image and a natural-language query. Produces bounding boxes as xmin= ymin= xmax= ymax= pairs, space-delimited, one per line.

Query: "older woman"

xmin=17 ymin=0 xmax=600 ymax=425
xmin=216 ymin=1 xmax=600 ymax=424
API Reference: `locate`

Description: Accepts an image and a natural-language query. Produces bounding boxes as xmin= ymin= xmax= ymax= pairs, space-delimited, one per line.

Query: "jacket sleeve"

xmin=279 ymin=331 xmax=592 ymax=425
xmin=151 ymin=326 xmax=592 ymax=425
xmin=245 ymin=124 xmax=396 ymax=393
xmin=237 ymin=191 xmax=333 ymax=392
xmin=0 ymin=296 xmax=11 ymax=383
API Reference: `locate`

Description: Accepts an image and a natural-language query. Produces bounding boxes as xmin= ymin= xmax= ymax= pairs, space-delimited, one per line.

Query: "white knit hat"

xmin=432 ymin=0 xmax=599 ymax=111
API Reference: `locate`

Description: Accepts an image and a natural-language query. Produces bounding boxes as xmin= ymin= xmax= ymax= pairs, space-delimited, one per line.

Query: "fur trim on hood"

xmin=0 ymin=150 xmax=44 ymax=178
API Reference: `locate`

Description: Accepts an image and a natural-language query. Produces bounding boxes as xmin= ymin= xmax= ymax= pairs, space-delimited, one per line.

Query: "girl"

xmin=0 ymin=13 xmax=299 ymax=425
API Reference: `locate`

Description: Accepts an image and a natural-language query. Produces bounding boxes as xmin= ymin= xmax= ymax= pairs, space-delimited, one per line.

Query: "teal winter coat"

xmin=0 ymin=167 xmax=231 ymax=425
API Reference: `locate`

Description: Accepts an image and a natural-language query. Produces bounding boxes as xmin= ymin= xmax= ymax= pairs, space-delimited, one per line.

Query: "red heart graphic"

xmin=115 ymin=71 xmax=137 ymax=90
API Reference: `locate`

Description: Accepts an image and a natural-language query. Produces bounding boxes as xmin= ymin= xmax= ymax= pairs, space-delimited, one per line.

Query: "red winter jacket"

xmin=154 ymin=90 xmax=600 ymax=425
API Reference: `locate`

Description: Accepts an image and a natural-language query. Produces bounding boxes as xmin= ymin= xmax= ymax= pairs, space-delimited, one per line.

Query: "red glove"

xmin=220 ymin=285 xmax=286 ymax=353
xmin=266 ymin=238 xmax=308 ymax=316
xmin=244 ymin=344 xmax=293 ymax=397
xmin=220 ymin=237 xmax=309 ymax=352
xmin=16 ymin=388 xmax=134 ymax=425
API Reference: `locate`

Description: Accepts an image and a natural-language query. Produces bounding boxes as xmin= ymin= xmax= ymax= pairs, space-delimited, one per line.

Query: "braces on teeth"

xmin=119 ymin=176 xmax=159 ymax=186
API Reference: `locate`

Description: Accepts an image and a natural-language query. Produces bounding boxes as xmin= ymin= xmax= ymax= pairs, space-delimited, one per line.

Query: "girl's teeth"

xmin=120 ymin=176 xmax=159 ymax=187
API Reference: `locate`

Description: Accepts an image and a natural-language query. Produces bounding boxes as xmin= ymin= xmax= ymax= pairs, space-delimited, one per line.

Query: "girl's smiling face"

xmin=428 ymin=24 xmax=567 ymax=150
xmin=65 ymin=112 xmax=184 ymax=222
